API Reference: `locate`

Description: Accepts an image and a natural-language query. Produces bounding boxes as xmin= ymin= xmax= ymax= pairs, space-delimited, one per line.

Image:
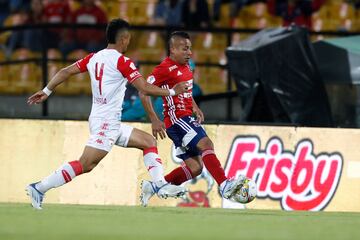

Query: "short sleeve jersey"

xmin=76 ymin=49 xmax=142 ymax=120
xmin=147 ymin=57 xmax=194 ymax=128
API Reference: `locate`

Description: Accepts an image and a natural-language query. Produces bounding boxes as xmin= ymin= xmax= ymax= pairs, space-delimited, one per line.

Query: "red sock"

xmin=165 ymin=163 xmax=193 ymax=185
xmin=69 ymin=160 xmax=83 ymax=176
xmin=202 ymin=149 xmax=227 ymax=185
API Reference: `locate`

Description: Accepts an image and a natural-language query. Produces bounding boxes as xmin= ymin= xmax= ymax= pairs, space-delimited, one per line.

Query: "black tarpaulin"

xmin=226 ymin=26 xmax=333 ymax=127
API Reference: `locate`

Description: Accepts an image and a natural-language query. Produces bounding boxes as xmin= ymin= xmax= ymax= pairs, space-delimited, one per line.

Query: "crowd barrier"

xmin=0 ymin=119 xmax=359 ymax=211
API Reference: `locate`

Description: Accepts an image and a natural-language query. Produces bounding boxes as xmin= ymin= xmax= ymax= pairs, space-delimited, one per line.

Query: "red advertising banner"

xmin=224 ymin=136 xmax=342 ymax=211
xmin=215 ymin=125 xmax=359 ymax=212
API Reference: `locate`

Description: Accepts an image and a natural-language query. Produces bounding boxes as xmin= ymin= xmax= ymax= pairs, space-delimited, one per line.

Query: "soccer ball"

xmin=232 ymin=178 xmax=257 ymax=204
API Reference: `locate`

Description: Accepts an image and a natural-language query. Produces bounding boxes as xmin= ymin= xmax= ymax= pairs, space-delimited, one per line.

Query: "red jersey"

xmin=43 ymin=1 xmax=71 ymax=35
xmin=72 ymin=5 xmax=107 ymax=44
xmin=147 ymin=57 xmax=194 ymax=128
xmin=43 ymin=1 xmax=71 ymax=24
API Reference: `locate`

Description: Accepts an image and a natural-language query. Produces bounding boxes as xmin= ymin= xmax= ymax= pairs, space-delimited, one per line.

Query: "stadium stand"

xmin=9 ymin=48 xmax=41 ymax=94
xmin=0 ymin=15 xmax=13 ymax=47
xmin=192 ymin=33 xmax=228 ymax=93
xmin=47 ymin=48 xmax=70 ymax=96
xmin=136 ymin=31 xmax=166 ymax=61
xmin=0 ymin=49 xmax=10 ymax=94
xmin=0 ymin=0 xmax=360 ymax=121
xmin=65 ymin=49 xmax=91 ymax=95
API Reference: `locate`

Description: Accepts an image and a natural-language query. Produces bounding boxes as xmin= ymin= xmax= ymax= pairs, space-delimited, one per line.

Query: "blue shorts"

xmin=166 ymin=116 xmax=207 ymax=160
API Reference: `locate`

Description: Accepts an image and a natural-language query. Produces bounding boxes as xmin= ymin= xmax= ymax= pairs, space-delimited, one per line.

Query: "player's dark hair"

xmin=106 ymin=18 xmax=130 ymax=44
xmin=168 ymin=31 xmax=190 ymax=55
xmin=170 ymin=31 xmax=190 ymax=40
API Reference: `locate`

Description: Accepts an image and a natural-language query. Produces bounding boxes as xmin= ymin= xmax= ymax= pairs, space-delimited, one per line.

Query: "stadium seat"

xmin=45 ymin=49 xmax=69 ymax=95
xmin=194 ymin=32 xmax=228 ymax=50
xmin=355 ymin=10 xmax=360 ymax=31
xmin=99 ymin=0 xmax=154 ymax=23
xmin=0 ymin=13 xmax=27 ymax=47
xmin=230 ymin=32 xmax=251 ymax=46
xmin=267 ymin=16 xmax=283 ymax=28
xmin=196 ymin=66 xmax=227 ymax=94
xmin=139 ymin=64 xmax=157 ymax=79
xmin=65 ymin=49 xmax=91 ymax=95
xmin=68 ymin=0 xmax=81 ymax=11
xmin=136 ymin=31 xmax=166 ymax=61
xmin=100 ymin=0 xmax=125 ymax=20
xmin=311 ymin=11 xmax=337 ymax=41
xmin=192 ymin=33 xmax=229 ymax=94
xmin=0 ymin=17 xmax=12 ymax=46
xmin=129 ymin=1 xmax=156 ymax=25
xmin=320 ymin=1 xmax=356 ymax=31
xmin=119 ymin=30 xmax=143 ymax=63
xmin=334 ymin=2 xmax=355 ymax=31
xmin=193 ymin=33 xmax=227 ymax=64
xmin=68 ymin=0 xmax=105 ymax=12
xmin=217 ymin=3 xmax=231 ymax=27
xmin=9 ymin=48 xmax=41 ymax=95
xmin=239 ymin=3 xmax=272 ymax=29
xmin=0 ymin=50 xmax=12 ymax=94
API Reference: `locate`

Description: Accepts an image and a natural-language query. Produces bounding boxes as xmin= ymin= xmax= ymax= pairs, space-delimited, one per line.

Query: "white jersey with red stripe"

xmin=76 ymin=48 xmax=142 ymax=120
xmin=147 ymin=57 xmax=193 ymax=128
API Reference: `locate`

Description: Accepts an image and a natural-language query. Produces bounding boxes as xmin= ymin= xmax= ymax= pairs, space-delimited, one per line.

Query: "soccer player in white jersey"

xmin=25 ymin=19 xmax=189 ymax=210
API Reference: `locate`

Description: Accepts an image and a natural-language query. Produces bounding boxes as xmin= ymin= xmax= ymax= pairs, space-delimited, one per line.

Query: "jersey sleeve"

xmin=117 ymin=55 xmax=142 ymax=83
xmin=146 ymin=65 xmax=167 ymax=87
xmin=75 ymin=53 xmax=94 ymax=72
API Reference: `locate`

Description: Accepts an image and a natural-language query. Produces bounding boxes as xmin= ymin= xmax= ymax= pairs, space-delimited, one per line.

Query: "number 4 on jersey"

xmin=95 ymin=62 xmax=105 ymax=95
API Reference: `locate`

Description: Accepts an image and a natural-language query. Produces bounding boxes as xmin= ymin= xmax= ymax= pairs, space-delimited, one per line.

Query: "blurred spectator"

xmin=213 ymin=0 xmax=250 ymax=25
xmin=0 ymin=0 xmax=9 ymax=26
xmin=4 ymin=10 xmax=28 ymax=57
xmin=63 ymin=0 xmax=107 ymax=55
xmin=182 ymin=0 xmax=210 ymax=28
xmin=153 ymin=0 xmax=183 ymax=26
xmin=10 ymin=0 xmax=31 ymax=12
xmin=23 ymin=0 xmax=45 ymax=52
xmin=43 ymin=0 xmax=71 ymax=50
xmin=267 ymin=0 xmax=325 ymax=29
xmin=43 ymin=0 xmax=71 ymax=25
xmin=5 ymin=0 xmax=44 ymax=56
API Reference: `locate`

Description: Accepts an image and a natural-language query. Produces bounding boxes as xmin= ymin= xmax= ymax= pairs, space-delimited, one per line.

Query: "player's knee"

xmin=187 ymin=159 xmax=203 ymax=177
xmin=191 ymin=164 xmax=203 ymax=177
xmin=142 ymin=134 xmax=157 ymax=149
xmin=79 ymin=158 xmax=97 ymax=173
xmin=86 ymin=163 xmax=98 ymax=173
xmin=197 ymin=137 xmax=214 ymax=151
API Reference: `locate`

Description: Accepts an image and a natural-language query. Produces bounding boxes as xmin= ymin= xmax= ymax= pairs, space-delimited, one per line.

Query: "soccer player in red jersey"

xmin=139 ymin=31 xmax=246 ymax=206
xmin=25 ymin=19 xmax=189 ymax=209
xmin=69 ymin=0 xmax=108 ymax=53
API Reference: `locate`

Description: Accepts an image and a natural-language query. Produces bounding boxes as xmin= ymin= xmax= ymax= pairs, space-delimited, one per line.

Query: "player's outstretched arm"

xmin=139 ymin=92 xmax=166 ymax=140
xmin=132 ymin=77 xmax=188 ymax=96
xmin=27 ymin=64 xmax=81 ymax=105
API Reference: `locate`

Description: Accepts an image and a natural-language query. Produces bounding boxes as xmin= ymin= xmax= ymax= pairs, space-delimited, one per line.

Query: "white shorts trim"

xmin=115 ymin=124 xmax=133 ymax=147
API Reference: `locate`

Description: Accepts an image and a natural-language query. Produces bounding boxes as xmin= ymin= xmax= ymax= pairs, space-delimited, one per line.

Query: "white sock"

xmin=35 ymin=161 xmax=83 ymax=193
xmin=219 ymin=180 xmax=228 ymax=192
xmin=143 ymin=147 xmax=167 ymax=187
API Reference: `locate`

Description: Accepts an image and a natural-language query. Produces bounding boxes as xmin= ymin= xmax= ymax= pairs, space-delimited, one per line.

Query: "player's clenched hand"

xmin=172 ymin=82 xmax=189 ymax=95
xmin=27 ymin=90 xmax=49 ymax=105
xmin=151 ymin=119 xmax=166 ymax=140
xmin=193 ymin=105 xmax=204 ymax=123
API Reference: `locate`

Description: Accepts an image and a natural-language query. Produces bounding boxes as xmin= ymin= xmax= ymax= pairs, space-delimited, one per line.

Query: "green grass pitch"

xmin=0 ymin=203 xmax=359 ymax=240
